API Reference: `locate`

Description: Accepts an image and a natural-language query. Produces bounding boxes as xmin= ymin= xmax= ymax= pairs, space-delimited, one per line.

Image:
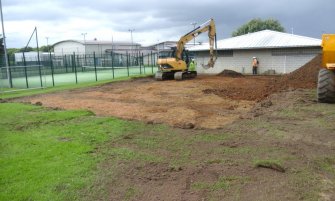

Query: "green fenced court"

xmin=0 ymin=65 xmax=155 ymax=90
xmin=0 ymin=52 xmax=158 ymax=92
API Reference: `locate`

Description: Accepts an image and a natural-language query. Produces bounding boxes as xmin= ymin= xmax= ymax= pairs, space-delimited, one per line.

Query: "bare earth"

xmin=16 ymin=55 xmax=321 ymax=130
xmin=14 ymin=55 xmax=335 ymax=200
xmin=18 ymin=76 xmax=262 ymax=129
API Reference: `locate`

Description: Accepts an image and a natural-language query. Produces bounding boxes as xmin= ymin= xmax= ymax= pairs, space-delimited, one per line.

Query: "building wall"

xmin=85 ymin=44 xmax=113 ymax=56
xmin=194 ymin=47 xmax=321 ymax=74
xmin=54 ymin=41 xmax=142 ymax=56
xmin=54 ymin=41 xmax=85 ymax=56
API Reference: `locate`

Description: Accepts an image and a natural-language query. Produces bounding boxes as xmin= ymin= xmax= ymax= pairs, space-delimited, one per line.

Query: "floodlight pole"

xmin=0 ymin=0 xmax=12 ymax=88
xmin=191 ymin=22 xmax=197 ymax=46
xmin=45 ymin=37 xmax=49 ymax=52
xmin=128 ymin=29 xmax=135 ymax=57
xmin=81 ymin=32 xmax=87 ymax=55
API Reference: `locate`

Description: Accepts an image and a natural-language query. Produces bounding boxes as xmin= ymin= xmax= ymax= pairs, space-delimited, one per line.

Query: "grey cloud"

xmin=2 ymin=0 xmax=335 ymax=47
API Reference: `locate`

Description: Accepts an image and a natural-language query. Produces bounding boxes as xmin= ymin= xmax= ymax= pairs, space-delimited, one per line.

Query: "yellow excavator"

xmin=155 ymin=18 xmax=217 ymax=81
xmin=317 ymin=34 xmax=335 ymax=103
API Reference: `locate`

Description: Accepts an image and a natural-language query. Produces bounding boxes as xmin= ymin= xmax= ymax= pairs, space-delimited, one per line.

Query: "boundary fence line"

xmin=0 ymin=51 xmax=159 ymax=92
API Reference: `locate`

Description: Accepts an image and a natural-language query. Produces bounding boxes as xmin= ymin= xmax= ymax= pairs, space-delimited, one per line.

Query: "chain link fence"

xmin=0 ymin=51 xmax=158 ymax=91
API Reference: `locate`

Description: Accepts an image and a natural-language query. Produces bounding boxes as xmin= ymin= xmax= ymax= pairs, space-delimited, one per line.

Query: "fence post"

xmin=139 ymin=52 xmax=142 ymax=75
xmin=152 ymin=53 xmax=156 ymax=67
xmin=37 ymin=56 xmax=43 ymax=88
xmin=147 ymin=53 xmax=149 ymax=73
xmin=111 ymin=52 xmax=115 ymax=79
xmin=126 ymin=51 xmax=129 ymax=77
xmin=151 ymin=51 xmax=153 ymax=74
xmin=84 ymin=54 xmax=87 ymax=67
xmin=142 ymin=53 xmax=145 ymax=74
xmin=6 ymin=54 xmax=13 ymax=87
xmin=137 ymin=51 xmax=139 ymax=66
xmin=73 ymin=52 xmax=78 ymax=84
xmin=93 ymin=52 xmax=98 ymax=81
xmin=64 ymin=55 xmax=68 ymax=73
xmin=49 ymin=52 xmax=55 ymax=87
xmin=78 ymin=54 xmax=83 ymax=72
xmin=23 ymin=52 xmax=29 ymax=88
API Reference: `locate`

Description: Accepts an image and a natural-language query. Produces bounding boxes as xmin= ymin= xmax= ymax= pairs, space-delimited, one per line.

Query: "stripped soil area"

xmin=15 ymin=55 xmax=321 ymax=129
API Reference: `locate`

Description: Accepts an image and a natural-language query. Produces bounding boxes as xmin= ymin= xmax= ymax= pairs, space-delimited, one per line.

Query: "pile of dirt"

xmin=217 ymin=69 xmax=244 ymax=77
xmin=202 ymin=76 xmax=277 ymax=102
xmin=203 ymin=55 xmax=322 ymax=102
xmin=277 ymin=54 xmax=321 ymax=89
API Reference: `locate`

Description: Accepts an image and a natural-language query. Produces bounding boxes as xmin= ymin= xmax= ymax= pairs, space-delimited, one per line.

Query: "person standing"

xmin=252 ymin=57 xmax=259 ymax=75
xmin=189 ymin=59 xmax=197 ymax=72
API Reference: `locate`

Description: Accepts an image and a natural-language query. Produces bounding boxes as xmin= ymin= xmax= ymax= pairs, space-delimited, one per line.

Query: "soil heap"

xmin=277 ymin=54 xmax=321 ymax=89
xmin=203 ymin=54 xmax=322 ymax=102
xmin=217 ymin=69 xmax=244 ymax=77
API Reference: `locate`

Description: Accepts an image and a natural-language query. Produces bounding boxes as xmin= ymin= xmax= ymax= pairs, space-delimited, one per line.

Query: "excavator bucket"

xmin=201 ymin=58 xmax=216 ymax=69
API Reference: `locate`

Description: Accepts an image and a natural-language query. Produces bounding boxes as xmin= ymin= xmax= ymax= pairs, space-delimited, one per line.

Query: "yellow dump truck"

xmin=317 ymin=34 xmax=335 ymax=103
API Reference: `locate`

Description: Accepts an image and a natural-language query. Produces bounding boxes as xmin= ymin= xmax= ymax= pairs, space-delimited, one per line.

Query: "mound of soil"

xmin=202 ymin=76 xmax=276 ymax=102
xmin=277 ymin=54 xmax=321 ymax=89
xmin=217 ymin=69 xmax=244 ymax=77
xmin=205 ymin=55 xmax=322 ymax=102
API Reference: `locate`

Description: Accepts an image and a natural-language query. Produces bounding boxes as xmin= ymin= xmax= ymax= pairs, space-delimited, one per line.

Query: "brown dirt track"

xmin=17 ymin=55 xmax=321 ymax=129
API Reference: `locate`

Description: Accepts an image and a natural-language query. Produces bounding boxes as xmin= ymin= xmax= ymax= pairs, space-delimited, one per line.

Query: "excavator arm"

xmin=175 ymin=18 xmax=217 ymax=68
xmin=155 ymin=18 xmax=218 ymax=81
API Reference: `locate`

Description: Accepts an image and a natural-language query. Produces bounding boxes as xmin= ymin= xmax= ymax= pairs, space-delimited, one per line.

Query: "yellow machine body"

xmin=157 ymin=58 xmax=187 ymax=71
xmin=322 ymin=34 xmax=335 ymax=69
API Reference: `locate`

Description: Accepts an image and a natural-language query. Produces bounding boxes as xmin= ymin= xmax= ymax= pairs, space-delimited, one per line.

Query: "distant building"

xmin=189 ymin=30 xmax=322 ymax=74
xmin=145 ymin=41 xmax=202 ymax=52
xmin=14 ymin=51 xmax=53 ymax=65
xmin=145 ymin=41 xmax=177 ymax=51
xmin=52 ymin=39 xmax=141 ymax=56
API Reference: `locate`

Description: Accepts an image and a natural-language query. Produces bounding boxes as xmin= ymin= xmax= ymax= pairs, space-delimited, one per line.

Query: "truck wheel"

xmin=317 ymin=68 xmax=335 ymax=103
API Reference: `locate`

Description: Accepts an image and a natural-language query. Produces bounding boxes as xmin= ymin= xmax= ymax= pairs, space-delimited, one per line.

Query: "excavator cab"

xmin=158 ymin=48 xmax=190 ymax=65
xmin=158 ymin=50 xmax=174 ymax=59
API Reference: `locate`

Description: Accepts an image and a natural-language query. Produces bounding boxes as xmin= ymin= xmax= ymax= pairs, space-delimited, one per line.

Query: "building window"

xmin=220 ymin=50 xmax=234 ymax=57
xmin=271 ymin=48 xmax=321 ymax=56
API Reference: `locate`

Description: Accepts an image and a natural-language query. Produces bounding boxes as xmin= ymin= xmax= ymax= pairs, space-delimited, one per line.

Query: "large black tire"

xmin=317 ymin=68 xmax=335 ymax=103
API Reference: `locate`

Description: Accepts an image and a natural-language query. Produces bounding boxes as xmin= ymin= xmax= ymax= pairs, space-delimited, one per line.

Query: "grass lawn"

xmin=0 ymin=102 xmax=162 ymax=201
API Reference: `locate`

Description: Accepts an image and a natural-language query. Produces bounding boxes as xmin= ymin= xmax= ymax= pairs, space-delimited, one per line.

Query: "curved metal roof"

xmin=52 ymin=40 xmax=139 ymax=47
xmin=189 ymin=30 xmax=321 ymax=51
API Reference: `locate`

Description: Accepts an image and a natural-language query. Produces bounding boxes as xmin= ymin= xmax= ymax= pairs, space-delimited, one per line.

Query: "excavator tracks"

xmin=155 ymin=71 xmax=197 ymax=81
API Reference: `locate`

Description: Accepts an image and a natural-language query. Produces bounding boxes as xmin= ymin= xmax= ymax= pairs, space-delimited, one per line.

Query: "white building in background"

xmin=14 ymin=52 xmax=54 ymax=64
xmin=52 ymin=39 xmax=141 ymax=56
xmin=189 ymin=30 xmax=322 ymax=74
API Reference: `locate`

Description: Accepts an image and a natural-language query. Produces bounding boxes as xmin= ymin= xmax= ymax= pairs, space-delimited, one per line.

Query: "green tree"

xmin=39 ymin=45 xmax=53 ymax=52
xmin=232 ymin=18 xmax=285 ymax=37
xmin=7 ymin=48 xmax=20 ymax=56
xmin=19 ymin=46 xmax=34 ymax=52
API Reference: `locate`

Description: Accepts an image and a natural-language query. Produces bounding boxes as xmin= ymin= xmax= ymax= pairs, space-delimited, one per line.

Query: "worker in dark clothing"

xmin=252 ymin=57 xmax=259 ymax=75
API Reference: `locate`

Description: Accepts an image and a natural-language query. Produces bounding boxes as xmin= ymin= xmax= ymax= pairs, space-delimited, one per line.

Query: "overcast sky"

xmin=2 ymin=0 xmax=335 ymax=48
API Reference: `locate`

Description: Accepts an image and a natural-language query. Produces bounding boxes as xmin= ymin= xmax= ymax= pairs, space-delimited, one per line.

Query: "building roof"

xmin=52 ymin=40 xmax=140 ymax=47
xmin=189 ymin=30 xmax=322 ymax=51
